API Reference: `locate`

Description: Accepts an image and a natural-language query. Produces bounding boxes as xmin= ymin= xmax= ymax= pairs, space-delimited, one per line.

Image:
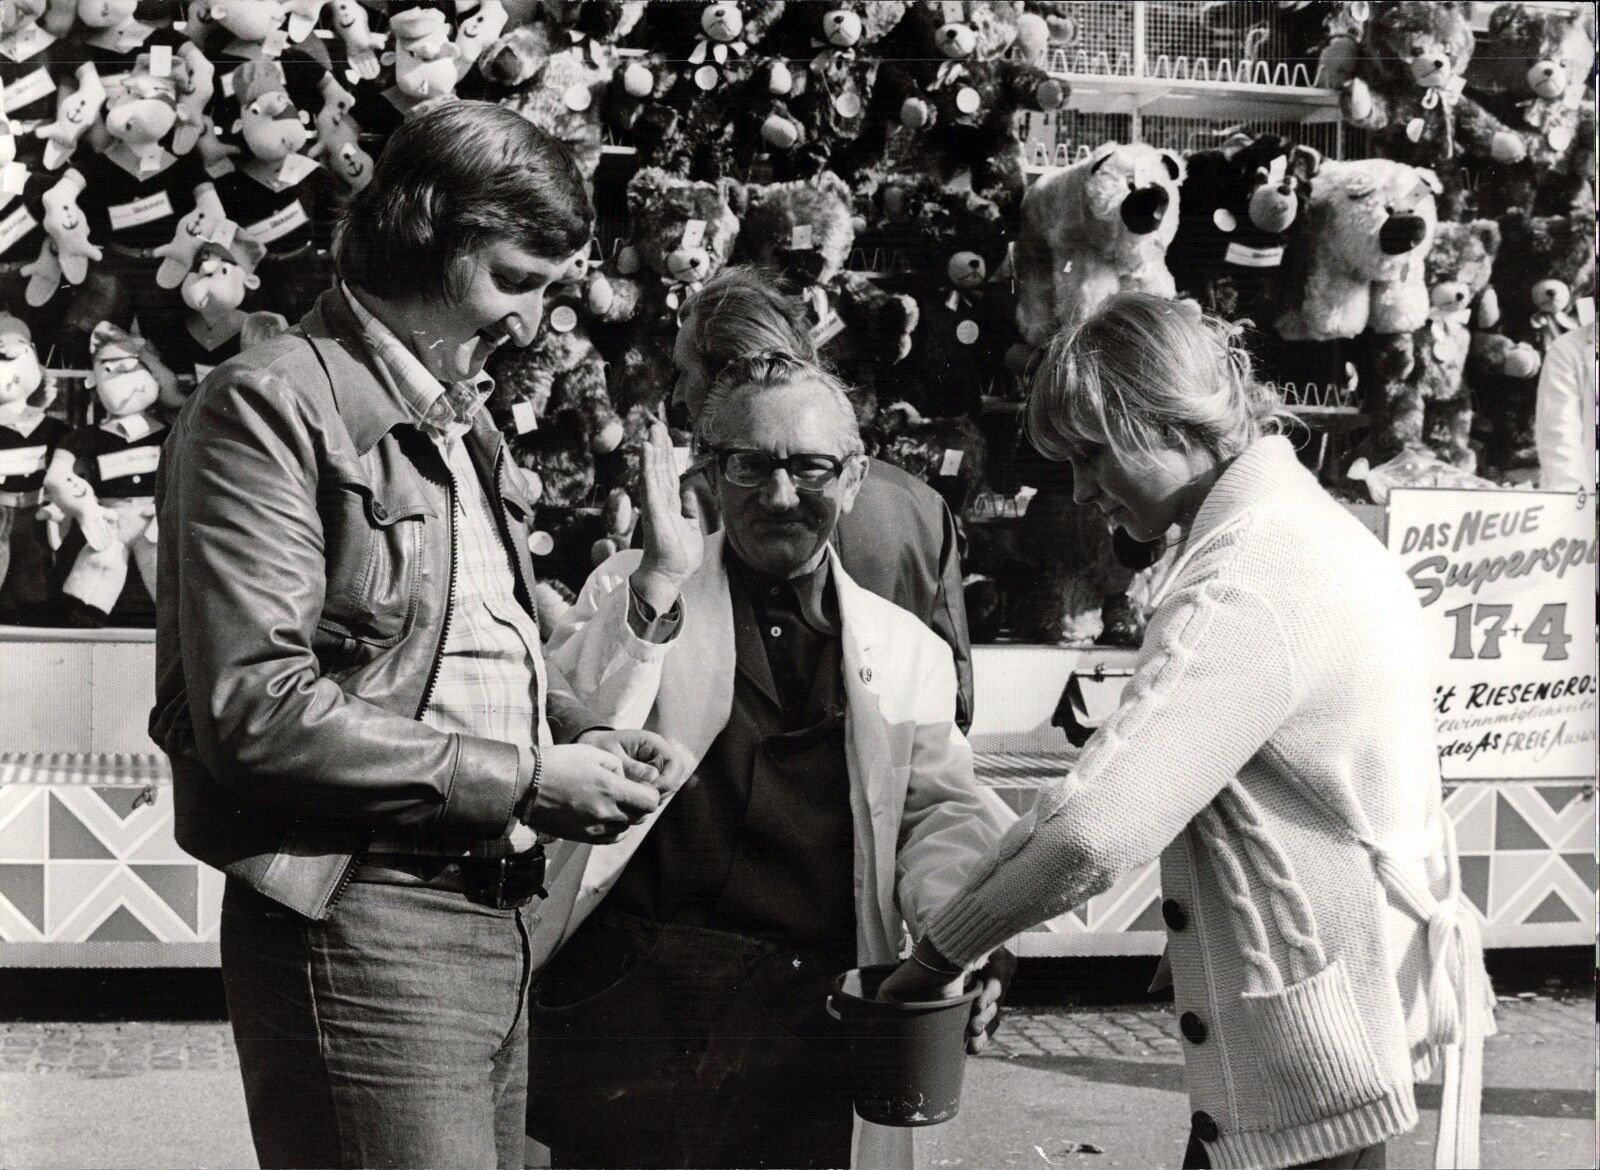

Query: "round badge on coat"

xmin=859 ymin=666 xmax=872 ymax=684
xmin=956 ymin=319 xmax=980 ymax=344
xmin=563 ymin=84 xmax=592 ymax=112
xmin=549 ymin=305 xmax=578 ymax=333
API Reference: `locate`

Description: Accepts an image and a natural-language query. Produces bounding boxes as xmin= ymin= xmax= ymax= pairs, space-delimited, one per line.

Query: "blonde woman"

xmin=882 ymin=293 xmax=1493 ymax=1170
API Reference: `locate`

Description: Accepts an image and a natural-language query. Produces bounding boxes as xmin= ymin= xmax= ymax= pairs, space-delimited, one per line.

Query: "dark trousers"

xmin=220 ymin=876 xmax=533 ymax=1169
xmin=528 ymin=911 xmax=857 ymax=1169
xmin=1183 ymin=1129 xmax=1388 ymax=1169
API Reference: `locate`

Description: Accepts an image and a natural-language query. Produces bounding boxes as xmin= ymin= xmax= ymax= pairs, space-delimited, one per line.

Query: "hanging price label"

xmin=511 ymin=400 xmax=539 ymax=434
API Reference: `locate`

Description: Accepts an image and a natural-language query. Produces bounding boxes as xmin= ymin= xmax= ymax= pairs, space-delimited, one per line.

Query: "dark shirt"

xmin=59 ymin=416 xmax=167 ymax=498
xmin=77 ymin=150 xmax=206 ymax=253
xmin=0 ymin=412 xmax=67 ymax=494
xmin=602 ymin=546 xmax=857 ymax=952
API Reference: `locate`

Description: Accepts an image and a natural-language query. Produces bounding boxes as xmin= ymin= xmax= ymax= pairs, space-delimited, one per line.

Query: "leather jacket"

xmin=151 ymin=288 xmax=591 ymax=919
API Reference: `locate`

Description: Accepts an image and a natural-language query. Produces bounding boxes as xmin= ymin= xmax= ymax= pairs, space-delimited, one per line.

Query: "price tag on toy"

xmin=1432 ymin=333 xmax=1458 ymax=362
xmin=1212 ymin=207 xmax=1237 ymax=233
xmin=0 ymin=22 xmax=56 ymax=62
xmin=681 ymin=218 xmax=706 ymax=249
xmin=138 ymin=145 xmax=166 ymax=175
xmin=941 ymin=0 xmax=965 ymax=23
xmin=276 ymin=153 xmax=321 ymax=187
xmin=98 ymin=445 xmax=161 ymax=480
xmin=790 ymin=224 xmax=813 ymax=251
xmin=694 ymin=64 xmax=718 ymax=90
xmin=0 ymin=161 xmax=27 ymax=196
xmin=528 ymin=530 xmax=555 ymax=556
xmin=109 ymin=190 xmax=174 ymax=231
xmin=1546 ymin=124 xmax=1572 ymax=151
xmin=1405 ymin=117 xmax=1425 ymax=143
xmin=1577 ymin=297 xmax=1595 ymax=327
xmin=955 ymin=86 xmax=981 ymax=115
xmin=0 ymin=444 xmax=46 ymax=477
xmin=833 ymin=92 xmax=861 ymax=118
xmin=221 ymin=69 xmax=237 ymax=98
xmin=150 ymin=44 xmax=172 ymax=77
xmin=209 ymin=218 xmax=237 ymax=250
xmin=549 ymin=304 xmax=577 ymax=333
xmin=939 ymin=448 xmax=964 ymax=477
xmin=956 ymin=318 xmax=980 ymax=344
xmin=0 ymin=203 xmax=35 ymax=254
xmin=563 ymin=83 xmax=592 ymax=111
xmin=194 ymin=363 xmax=214 ymax=381
xmin=1224 ymin=241 xmax=1284 ymax=268
xmin=248 ymin=199 xmax=310 ymax=243
xmin=511 ymin=400 xmax=539 ymax=434
xmin=3 ymin=68 xmax=51 ymax=113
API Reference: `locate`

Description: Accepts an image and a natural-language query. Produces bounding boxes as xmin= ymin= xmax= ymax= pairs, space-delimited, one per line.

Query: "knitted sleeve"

xmin=926 ymin=575 xmax=1303 ymax=966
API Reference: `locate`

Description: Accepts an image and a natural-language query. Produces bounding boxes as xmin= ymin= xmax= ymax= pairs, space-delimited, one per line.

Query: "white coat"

xmin=531 ymin=534 xmax=1014 ymax=1169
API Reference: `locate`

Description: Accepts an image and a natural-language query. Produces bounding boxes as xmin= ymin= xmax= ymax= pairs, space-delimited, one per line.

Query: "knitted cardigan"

xmin=928 ymin=436 xmax=1495 ymax=1170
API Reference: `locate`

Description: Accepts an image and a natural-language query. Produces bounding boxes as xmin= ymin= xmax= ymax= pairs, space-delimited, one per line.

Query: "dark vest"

xmin=61 ymin=418 xmax=167 ymax=499
xmin=603 ymin=556 xmax=857 ymax=953
xmin=0 ymin=413 xmax=67 ymax=494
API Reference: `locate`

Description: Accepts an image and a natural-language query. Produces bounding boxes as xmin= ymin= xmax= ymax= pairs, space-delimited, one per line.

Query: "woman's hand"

xmin=965 ymin=947 xmax=1017 ymax=1054
xmin=631 ymin=413 xmax=703 ymax=614
xmin=877 ymin=937 xmax=967 ymax=1003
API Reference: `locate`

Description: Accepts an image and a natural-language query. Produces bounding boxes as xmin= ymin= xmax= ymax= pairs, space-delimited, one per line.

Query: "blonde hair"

xmin=1025 ymin=292 xmax=1293 ymax=468
xmin=681 ymin=265 xmax=817 ymax=376
xmin=698 ymin=349 xmax=863 ymax=456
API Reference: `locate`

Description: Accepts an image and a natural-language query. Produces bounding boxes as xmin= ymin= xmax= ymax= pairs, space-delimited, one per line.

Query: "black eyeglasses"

xmin=711 ymin=448 xmax=856 ymax=491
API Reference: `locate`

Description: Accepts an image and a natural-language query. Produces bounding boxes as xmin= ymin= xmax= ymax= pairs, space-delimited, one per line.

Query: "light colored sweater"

xmin=928 ymin=436 xmax=1494 ymax=1170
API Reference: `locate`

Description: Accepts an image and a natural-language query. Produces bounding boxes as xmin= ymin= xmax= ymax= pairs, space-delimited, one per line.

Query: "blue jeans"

xmin=220 ymin=875 xmax=532 ymax=1169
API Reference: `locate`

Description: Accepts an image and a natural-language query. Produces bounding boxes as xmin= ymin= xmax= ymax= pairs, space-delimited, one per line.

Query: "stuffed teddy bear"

xmin=605 ymin=1 xmax=786 ymax=179
xmin=868 ymin=175 xmax=1016 ymax=417
xmin=1013 ymin=141 xmax=1185 ymax=349
xmin=1357 ymin=219 xmax=1500 ymax=469
xmin=43 ymin=319 xmax=174 ymax=620
xmin=1465 ymin=2 xmax=1597 ymax=218
xmin=1339 ymin=0 xmax=1526 ymax=214
xmin=480 ymin=1 xmax=645 ymax=188
xmin=753 ymin=0 xmax=907 ymax=182
xmin=867 ymin=400 xmax=986 ymax=517
xmin=1470 ymin=207 xmax=1596 ymax=475
xmin=0 ymin=312 xmax=66 ymax=620
xmin=589 ymin=166 xmax=742 ymax=414
xmin=1167 ymin=132 xmax=1319 ymax=335
xmin=873 ymin=0 xmax=1066 ymax=209
xmin=1274 ymin=158 xmax=1439 ymax=341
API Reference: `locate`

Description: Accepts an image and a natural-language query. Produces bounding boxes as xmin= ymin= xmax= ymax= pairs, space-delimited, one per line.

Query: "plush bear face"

xmin=1495 ymin=210 xmax=1596 ymax=345
xmin=1080 ymin=142 xmax=1185 ymax=246
xmin=901 ymin=0 xmax=1021 ymax=60
xmin=783 ymin=0 xmax=907 ymax=49
xmin=1362 ymin=1 xmax=1474 ymax=91
xmin=738 ymin=175 xmax=854 ymax=286
xmin=880 ymin=176 xmax=1008 ymax=287
xmin=1480 ymin=3 xmax=1597 ymax=102
xmin=1424 ymin=220 xmax=1498 ymax=316
xmin=538 ymin=0 xmax=646 ymax=42
xmin=648 ymin=0 xmax=786 ymax=55
xmin=1306 ymin=159 xmax=1439 ymax=279
xmin=625 ymin=167 xmax=743 ymax=286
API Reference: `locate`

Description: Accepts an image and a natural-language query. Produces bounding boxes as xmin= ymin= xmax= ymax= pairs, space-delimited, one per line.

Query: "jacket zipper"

xmin=416 ymin=475 xmax=458 ymax=720
xmin=321 ymin=853 xmax=362 ymax=916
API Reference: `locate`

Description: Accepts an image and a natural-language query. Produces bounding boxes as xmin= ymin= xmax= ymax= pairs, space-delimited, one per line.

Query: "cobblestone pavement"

xmin=0 ymin=994 xmax=1586 ymax=1079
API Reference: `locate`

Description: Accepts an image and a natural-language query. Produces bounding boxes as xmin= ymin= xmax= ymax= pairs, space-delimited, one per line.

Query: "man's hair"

xmin=698 ymin=349 xmax=863 ymax=457
xmin=332 ymin=102 xmax=593 ymax=304
xmin=681 ymin=266 xmax=817 ymax=384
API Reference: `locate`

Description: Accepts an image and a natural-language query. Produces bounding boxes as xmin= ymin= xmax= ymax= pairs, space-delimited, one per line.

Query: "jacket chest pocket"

xmin=316 ymin=479 xmax=432 ymax=649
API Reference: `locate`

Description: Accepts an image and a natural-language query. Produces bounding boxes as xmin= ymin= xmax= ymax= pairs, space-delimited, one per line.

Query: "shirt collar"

xmin=0 ymin=401 xmax=43 ymax=437
xmin=342 ymin=281 xmax=494 ymax=444
xmin=726 ymin=542 xmax=839 ymax=637
xmin=99 ymin=411 xmax=161 ymax=441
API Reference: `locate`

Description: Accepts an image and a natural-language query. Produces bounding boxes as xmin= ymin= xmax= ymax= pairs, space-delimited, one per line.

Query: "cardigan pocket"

xmin=1239 ymin=957 xmax=1393 ymax=1130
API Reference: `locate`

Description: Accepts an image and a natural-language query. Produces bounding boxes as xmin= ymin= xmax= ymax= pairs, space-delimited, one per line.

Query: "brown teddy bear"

xmin=1013 ymin=141 xmax=1185 ymax=349
xmin=1274 ymin=158 xmax=1439 ymax=341
xmin=589 ymin=166 xmax=743 ymax=414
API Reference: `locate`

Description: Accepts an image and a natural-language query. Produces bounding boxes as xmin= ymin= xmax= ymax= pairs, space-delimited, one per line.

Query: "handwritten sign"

xmin=1389 ymin=487 xmax=1598 ymax=780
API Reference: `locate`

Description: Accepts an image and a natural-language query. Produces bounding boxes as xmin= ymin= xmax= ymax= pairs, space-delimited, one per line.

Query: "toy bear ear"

xmin=719 ymin=176 xmax=747 ymax=217
xmin=1288 ymin=143 xmax=1322 ymax=183
xmin=1159 ymin=148 xmax=1185 ymax=184
xmin=626 ymin=166 xmax=668 ymax=216
xmin=1413 ymin=166 xmax=1443 ymax=195
xmin=1471 ymin=218 xmax=1501 ymax=255
xmin=1220 ymin=129 xmax=1255 ymax=155
xmin=1088 ymin=141 xmax=1117 ymax=173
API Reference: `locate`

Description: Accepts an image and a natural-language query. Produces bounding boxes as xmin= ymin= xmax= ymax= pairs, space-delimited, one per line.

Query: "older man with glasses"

xmin=522 ymin=349 xmax=1016 ymax=1170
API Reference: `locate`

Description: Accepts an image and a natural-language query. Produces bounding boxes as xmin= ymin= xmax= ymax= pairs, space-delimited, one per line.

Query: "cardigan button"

xmin=371 ymin=501 xmax=388 ymax=521
xmin=1191 ymin=1110 xmax=1219 ymax=1143
xmin=1161 ymin=898 xmax=1187 ymax=931
xmin=1180 ymin=1011 xmax=1208 ymax=1044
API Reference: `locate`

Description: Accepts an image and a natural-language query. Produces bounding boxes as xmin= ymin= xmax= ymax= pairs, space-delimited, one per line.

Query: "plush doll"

xmin=871 ymin=176 xmax=1016 ymax=417
xmin=1274 ymin=158 xmax=1438 ymax=342
xmin=1013 ymin=141 xmax=1185 ymax=348
xmin=1358 ymin=219 xmax=1500 ymax=469
xmin=753 ymin=0 xmax=907 ymax=182
xmin=73 ymin=0 xmax=186 ymax=75
xmin=152 ymin=224 xmax=266 ymax=384
xmin=589 ymin=166 xmax=742 ymax=414
xmin=385 ymin=7 xmax=462 ymax=111
xmin=0 ymin=312 xmax=66 ymax=619
xmin=22 ymin=167 xmax=102 ymax=308
xmin=1167 ymin=132 xmax=1319 ymax=334
xmin=1339 ymin=0 xmax=1526 ymax=213
xmin=732 ymin=171 xmax=914 ymax=421
xmin=212 ymin=58 xmax=334 ymax=320
xmin=480 ymin=1 xmax=645 ymax=187
xmin=874 ymin=0 xmax=1065 ymax=209
xmin=489 ymin=258 xmax=623 ymax=467
xmin=1465 ymin=3 xmax=1597 ymax=218
xmin=868 ymin=400 xmax=986 ymax=516
xmin=43 ymin=320 xmax=174 ymax=619
xmin=1470 ymin=207 xmax=1596 ymax=475
xmin=3 ymin=0 xmax=83 ymax=165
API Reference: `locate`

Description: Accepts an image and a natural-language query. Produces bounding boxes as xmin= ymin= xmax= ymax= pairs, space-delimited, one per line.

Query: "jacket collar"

xmin=301 ymin=286 xmax=419 ymax=457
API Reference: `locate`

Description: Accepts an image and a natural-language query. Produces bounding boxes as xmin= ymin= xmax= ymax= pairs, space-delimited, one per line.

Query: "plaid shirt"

xmin=345 ymin=285 xmax=542 ymax=847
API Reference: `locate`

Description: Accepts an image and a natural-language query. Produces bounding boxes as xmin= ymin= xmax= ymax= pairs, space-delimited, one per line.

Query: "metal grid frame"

xmin=1021 ymin=109 xmax=1358 ymax=171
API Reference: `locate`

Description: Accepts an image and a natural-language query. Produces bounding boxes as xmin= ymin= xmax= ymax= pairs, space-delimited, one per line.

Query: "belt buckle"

xmin=462 ymin=851 xmax=547 ymax=910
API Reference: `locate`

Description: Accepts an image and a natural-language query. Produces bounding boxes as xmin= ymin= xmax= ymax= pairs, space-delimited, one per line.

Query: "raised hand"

xmin=630 ymin=412 xmax=703 ymax=615
xmin=524 ymin=743 xmax=664 ymax=844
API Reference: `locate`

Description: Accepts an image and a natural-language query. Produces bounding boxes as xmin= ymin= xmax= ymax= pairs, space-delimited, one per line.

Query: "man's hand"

xmin=965 ymin=946 xmax=1016 ymax=1054
xmin=630 ymin=413 xmax=702 ymax=615
xmin=577 ymin=728 xmax=692 ymax=798
xmin=523 ymin=743 xmax=661 ymax=845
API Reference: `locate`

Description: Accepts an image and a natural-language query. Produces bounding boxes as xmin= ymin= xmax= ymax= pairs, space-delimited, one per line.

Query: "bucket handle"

xmin=825 ymin=994 xmax=842 ymax=1022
